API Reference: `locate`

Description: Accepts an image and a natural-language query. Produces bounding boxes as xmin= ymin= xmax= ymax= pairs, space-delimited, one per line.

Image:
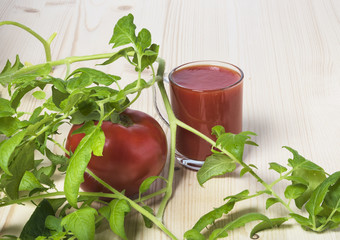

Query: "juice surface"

xmin=171 ymin=65 xmax=240 ymax=91
xmin=170 ymin=64 xmax=243 ymax=161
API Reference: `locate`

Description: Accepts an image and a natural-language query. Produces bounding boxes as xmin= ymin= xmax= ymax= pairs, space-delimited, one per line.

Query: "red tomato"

xmin=65 ymin=108 xmax=167 ymax=197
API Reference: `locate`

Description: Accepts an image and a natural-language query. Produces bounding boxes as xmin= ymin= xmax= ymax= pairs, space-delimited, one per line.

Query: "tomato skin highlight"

xmin=65 ymin=108 xmax=167 ymax=197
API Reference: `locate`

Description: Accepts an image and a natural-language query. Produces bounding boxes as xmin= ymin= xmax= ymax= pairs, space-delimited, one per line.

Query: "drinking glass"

xmin=156 ymin=60 xmax=244 ymax=170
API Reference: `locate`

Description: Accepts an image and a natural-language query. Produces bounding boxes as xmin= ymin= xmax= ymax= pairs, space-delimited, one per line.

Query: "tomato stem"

xmin=137 ymin=187 xmax=168 ymax=203
xmin=0 ymin=191 xmax=119 ymax=208
xmin=85 ymin=168 xmax=179 ymax=240
xmin=153 ymin=58 xmax=178 ymax=220
xmin=0 ymin=21 xmax=52 ymax=62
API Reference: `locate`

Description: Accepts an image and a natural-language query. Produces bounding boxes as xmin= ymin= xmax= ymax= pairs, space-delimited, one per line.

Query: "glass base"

xmin=175 ymin=151 xmax=205 ymax=171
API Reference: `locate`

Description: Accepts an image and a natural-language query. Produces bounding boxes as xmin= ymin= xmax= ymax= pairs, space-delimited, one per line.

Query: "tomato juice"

xmin=169 ymin=61 xmax=243 ymax=164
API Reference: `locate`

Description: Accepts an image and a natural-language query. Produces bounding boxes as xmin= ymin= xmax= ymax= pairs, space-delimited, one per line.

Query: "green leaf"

xmin=249 ymin=164 xmax=258 ymax=169
xmin=192 ymin=190 xmax=249 ymax=233
xmin=141 ymin=205 xmax=154 ymax=228
xmin=29 ymin=106 xmax=43 ymax=123
xmin=45 ymin=148 xmax=68 ymax=171
xmin=46 ymin=198 xmax=67 ymax=213
xmin=0 ymin=55 xmax=24 ymax=85
xmin=32 ymin=90 xmax=46 ymax=100
xmin=240 ymin=167 xmax=250 ymax=177
xmin=245 ymin=140 xmax=259 ymax=146
xmin=101 ymin=47 xmax=135 ymax=66
xmin=211 ymin=125 xmax=225 ymax=138
xmin=98 ymin=205 xmax=110 ymax=220
xmin=192 ymin=201 xmax=236 ymax=232
xmin=0 ymin=116 xmax=27 ymax=136
xmin=45 ymin=215 xmax=63 ymax=233
xmin=331 ymin=213 xmax=340 ymax=224
xmin=215 ymin=132 xmax=254 ymax=162
xmin=51 ymin=77 xmax=67 ymax=93
xmin=38 ymin=173 xmax=56 ymax=189
xmin=269 ymin=162 xmax=287 ymax=174
xmin=8 ymin=63 xmax=52 ymax=86
xmin=284 ymin=176 xmax=309 ymax=186
xmin=266 ymin=198 xmax=280 ymax=209
xmin=139 ymin=44 xmax=159 ymax=71
xmin=0 ymin=130 xmax=26 ymax=175
xmin=26 ymin=114 xmax=54 ymax=136
xmin=9 ymin=72 xmax=51 ymax=110
xmin=208 ymin=213 xmax=272 ymax=240
xmin=19 ymin=171 xmax=44 ymax=191
xmin=66 ymin=76 xmax=92 ymax=92
xmin=10 ymin=85 xmax=35 ymax=110
xmin=51 ymin=86 xmax=69 ymax=109
xmin=36 ymin=164 xmax=57 ymax=179
xmin=68 ymin=68 xmax=119 ymax=86
xmin=19 ymin=199 xmax=55 ymax=240
xmin=110 ymin=14 xmax=137 ymax=48
xmin=61 ymin=207 xmax=97 ymax=240
xmin=197 ymin=154 xmax=236 ymax=186
xmin=224 ymin=190 xmax=250 ymax=201
xmin=139 ymin=175 xmax=167 ymax=198
xmin=108 ymin=199 xmax=131 ymax=240
xmin=43 ymin=97 xmax=61 ymax=112
xmin=64 ymin=122 xmax=104 ymax=207
xmin=136 ymin=28 xmax=152 ymax=50
xmin=70 ymin=111 xmax=100 ymax=125
xmin=209 ymin=228 xmax=229 ymax=240
xmin=289 ymin=213 xmax=313 ymax=227
xmin=60 ymin=91 xmax=85 ymax=113
xmin=184 ymin=229 xmax=206 ymax=240
xmin=6 ymin=143 xmax=35 ymax=199
xmin=284 ymin=146 xmax=326 ymax=208
xmin=91 ymin=127 xmax=105 ymax=157
xmin=124 ymin=78 xmax=148 ymax=92
xmin=284 ymin=184 xmax=308 ymax=200
xmin=305 ymin=171 xmax=340 ymax=218
xmin=285 ymin=146 xmax=325 ymax=172
xmin=0 ymin=98 xmax=15 ymax=117
xmin=250 ymin=217 xmax=289 ymax=238
xmin=324 ymin=177 xmax=340 ymax=211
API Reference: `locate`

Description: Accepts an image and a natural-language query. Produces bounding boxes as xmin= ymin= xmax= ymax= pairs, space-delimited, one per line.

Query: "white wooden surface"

xmin=0 ymin=0 xmax=340 ymax=239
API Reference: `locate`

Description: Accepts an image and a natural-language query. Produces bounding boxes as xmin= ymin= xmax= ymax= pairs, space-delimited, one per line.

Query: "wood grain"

xmin=0 ymin=0 xmax=339 ymax=239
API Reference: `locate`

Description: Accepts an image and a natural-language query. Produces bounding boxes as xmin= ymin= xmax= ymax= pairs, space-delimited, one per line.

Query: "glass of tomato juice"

xmin=168 ymin=60 xmax=244 ymax=170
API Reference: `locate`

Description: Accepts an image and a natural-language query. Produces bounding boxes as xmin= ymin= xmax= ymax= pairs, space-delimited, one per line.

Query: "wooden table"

xmin=1 ymin=0 xmax=339 ymax=239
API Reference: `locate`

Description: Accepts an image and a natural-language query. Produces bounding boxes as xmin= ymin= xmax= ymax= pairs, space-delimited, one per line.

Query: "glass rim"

xmin=168 ymin=60 xmax=244 ymax=92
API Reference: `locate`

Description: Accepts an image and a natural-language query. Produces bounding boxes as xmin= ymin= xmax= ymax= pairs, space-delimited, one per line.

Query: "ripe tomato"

xmin=65 ymin=108 xmax=167 ymax=197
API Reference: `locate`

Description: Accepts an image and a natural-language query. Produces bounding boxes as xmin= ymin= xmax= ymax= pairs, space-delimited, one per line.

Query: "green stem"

xmin=0 ymin=21 xmax=52 ymax=62
xmin=175 ymin=120 xmax=215 ymax=146
xmin=48 ymin=137 xmax=70 ymax=155
xmin=52 ymin=53 xmax=115 ymax=66
xmin=154 ymin=59 xmax=177 ymax=220
xmin=122 ymin=90 xmax=142 ymax=110
xmin=216 ymin=135 xmax=295 ymax=213
xmin=85 ymin=169 xmax=178 ymax=240
xmin=25 ymin=108 xmax=76 ymax=145
xmin=268 ymin=169 xmax=294 ymax=188
xmin=8 ymin=53 xmax=115 ymax=81
xmin=0 ymin=191 xmax=118 ymax=208
xmin=137 ymin=188 xmax=167 ymax=203
xmin=156 ymin=110 xmax=176 ymax=219
xmin=136 ymin=54 xmax=143 ymax=89
xmin=315 ymin=208 xmax=338 ymax=232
